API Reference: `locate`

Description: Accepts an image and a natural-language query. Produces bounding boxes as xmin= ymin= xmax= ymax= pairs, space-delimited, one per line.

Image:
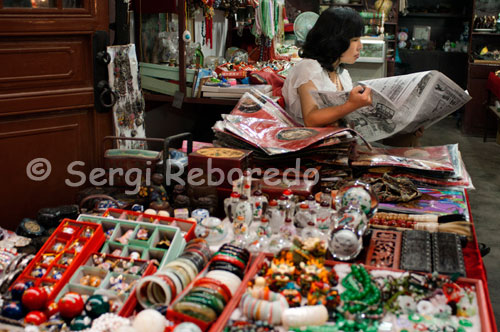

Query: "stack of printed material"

xmin=212 ymin=89 xmax=367 ymax=182
xmin=350 ymin=144 xmax=474 ymax=189
xmin=202 ymin=84 xmax=272 ymax=99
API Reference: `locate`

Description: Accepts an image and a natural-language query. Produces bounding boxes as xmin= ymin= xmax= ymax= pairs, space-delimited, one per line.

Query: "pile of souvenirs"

xmin=0 ymin=171 xmax=486 ymax=332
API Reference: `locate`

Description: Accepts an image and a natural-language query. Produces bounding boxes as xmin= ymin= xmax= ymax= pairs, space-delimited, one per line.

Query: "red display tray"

xmin=11 ymin=219 xmax=105 ymax=302
xmin=166 ymin=253 xmax=260 ymax=332
xmin=103 ymin=208 xmax=196 ymax=241
xmin=210 ymin=252 xmax=494 ymax=332
xmin=56 ymin=253 xmax=157 ymax=317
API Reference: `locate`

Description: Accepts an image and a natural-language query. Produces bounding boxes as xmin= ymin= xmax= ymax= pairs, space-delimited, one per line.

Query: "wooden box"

xmin=188 ymin=147 xmax=253 ymax=190
xmin=140 ymin=62 xmax=195 ymax=96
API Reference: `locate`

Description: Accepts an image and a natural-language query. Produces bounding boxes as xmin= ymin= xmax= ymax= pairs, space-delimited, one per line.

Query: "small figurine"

xmin=298 ymin=258 xmax=329 ymax=295
xmin=117 ymin=229 xmax=134 ymax=244
xmin=280 ymin=282 xmax=302 ymax=307
xmin=265 ymin=255 xmax=296 ymax=291
xmin=136 ymin=228 xmax=149 ymax=241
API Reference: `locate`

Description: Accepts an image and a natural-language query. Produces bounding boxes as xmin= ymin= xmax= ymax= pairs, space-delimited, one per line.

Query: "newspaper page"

xmin=310 ymin=71 xmax=471 ymax=142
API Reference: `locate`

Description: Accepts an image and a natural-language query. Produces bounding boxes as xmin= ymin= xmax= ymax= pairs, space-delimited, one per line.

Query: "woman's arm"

xmin=298 ymin=80 xmax=373 ymax=127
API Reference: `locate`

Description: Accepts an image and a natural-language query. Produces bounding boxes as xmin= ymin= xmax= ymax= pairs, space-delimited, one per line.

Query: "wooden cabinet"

xmin=0 ymin=1 xmax=112 ymax=227
xmin=462 ymin=0 xmax=500 ymax=135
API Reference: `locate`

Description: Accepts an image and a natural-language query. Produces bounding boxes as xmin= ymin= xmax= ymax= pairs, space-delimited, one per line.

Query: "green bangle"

xmin=190 ymin=286 xmax=228 ymax=305
xmin=173 ymin=300 xmax=217 ymax=322
xmin=183 ymin=292 xmax=225 ymax=314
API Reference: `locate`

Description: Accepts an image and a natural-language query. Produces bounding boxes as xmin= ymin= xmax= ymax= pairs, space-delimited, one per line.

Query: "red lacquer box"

xmin=11 ymin=219 xmax=105 ymax=302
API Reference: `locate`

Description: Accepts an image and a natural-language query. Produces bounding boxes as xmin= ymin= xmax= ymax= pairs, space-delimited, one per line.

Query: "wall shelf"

xmin=401 ymin=12 xmax=468 ymax=18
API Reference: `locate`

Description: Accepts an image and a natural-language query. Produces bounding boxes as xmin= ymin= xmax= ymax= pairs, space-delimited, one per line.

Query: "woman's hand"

xmin=346 ymin=85 xmax=372 ymax=110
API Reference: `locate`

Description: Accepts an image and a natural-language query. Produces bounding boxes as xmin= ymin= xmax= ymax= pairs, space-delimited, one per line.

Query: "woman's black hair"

xmin=300 ymin=7 xmax=364 ymax=72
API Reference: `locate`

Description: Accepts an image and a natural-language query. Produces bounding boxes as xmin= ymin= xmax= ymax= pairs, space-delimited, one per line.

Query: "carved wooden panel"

xmin=0 ymin=36 xmax=93 ymax=116
xmin=0 ymin=111 xmax=92 ymax=229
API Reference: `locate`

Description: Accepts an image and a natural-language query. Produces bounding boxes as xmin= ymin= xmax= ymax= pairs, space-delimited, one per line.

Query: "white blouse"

xmin=282 ymin=58 xmax=353 ymax=126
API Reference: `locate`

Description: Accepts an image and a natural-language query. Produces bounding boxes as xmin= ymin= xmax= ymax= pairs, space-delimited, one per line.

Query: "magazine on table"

xmin=310 ymin=70 xmax=471 ymax=142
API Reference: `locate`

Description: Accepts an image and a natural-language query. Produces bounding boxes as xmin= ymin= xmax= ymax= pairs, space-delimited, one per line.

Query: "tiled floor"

xmin=420 ymin=115 xmax=500 ymax=326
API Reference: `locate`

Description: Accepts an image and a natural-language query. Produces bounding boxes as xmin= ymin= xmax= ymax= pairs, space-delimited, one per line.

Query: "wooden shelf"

xmin=401 ymin=12 xmax=467 ymax=18
xmin=472 ymin=32 xmax=500 ymax=36
xmin=144 ymin=92 xmax=238 ymax=106
xmin=321 ymin=2 xmax=364 ymax=7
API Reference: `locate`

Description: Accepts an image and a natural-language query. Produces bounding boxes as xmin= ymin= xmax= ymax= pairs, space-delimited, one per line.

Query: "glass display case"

xmin=345 ymin=37 xmax=387 ymax=82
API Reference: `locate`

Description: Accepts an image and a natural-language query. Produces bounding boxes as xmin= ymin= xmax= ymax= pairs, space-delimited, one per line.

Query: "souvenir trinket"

xmin=85 ymin=294 xmax=110 ymax=318
xmin=129 ymin=251 xmax=141 ymax=260
xmin=70 ymin=314 xmax=92 ymax=330
xmin=223 ymin=192 xmax=240 ymax=222
xmin=11 ymin=281 xmax=30 ymax=300
xmin=400 ymin=230 xmax=432 ymax=273
xmin=45 ymin=300 xmax=59 ymax=318
xmin=234 ymin=195 xmax=253 ymax=225
xmin=192 ymin=208 xmax=210 ymax=224
xmin=22 ymin=287 xmax=48 ymax=311
xmin=1 ymin=301 xmax=24 ymax=320
xmin=136 ymin=228 xmax=149 ymax=241
xmin=60 ymin=254 xmax=74 ymax=266
xmin=51 ymin=269 xmax=63 ymax=280
xmin=25 ymin=310 xmax=48 ymax=325
xmin=251 ymin=190 xmax=268 ymax=222
xmin=105 ymin=227 xmax=115 ymax=239
xmin=111 ymin=248 xmax=123 ymax=256
xmin=295 ymin=203 xmax=312 ymax=228
xmin=198 ymin=217 xmax=227 ymax=245
xmin=335 ymin=180 xmax=378 ymax=218
xmin=298 ymin=258 xmax=329 ymax=295
xmin=156 ymin=236 xmax=171 ymax=250
xmin=117 ymin=229 xmax=134 ymax=244
xmin=51 ymin=242 xmax=65 ymax=252
xmin=42 ymin=253 xmax=56 ymax=265
xmin=280 ymin=282 xmax=302 ymax=307
xmin=68 ymin=240 xmax=84 ymax=253
xmin=328 ymin=205 xmax=368 ymax=261
xmin=265 ymin=255 xmax=296 ymax=291
xmin=82 ymin=227 xmax=95 ymax=238
xmin=62 ymin=226 xmax=77 ymax=235
xmin=174 ymin=208 xmax=190 ymax=220
xmin=59 ymin=292 xmax=85 ymax=319
xmin=109 ymin=274 xmax=135 ymax=294
xmin=266 ymin=199 xmax=284 ymax=234
xmin=32 ymin=265 xmax=47 ymax=278
xmin=279 ymin=218 xmax=296 ymax=241
xmin=316 ymin=201 xmax=332 ymax=233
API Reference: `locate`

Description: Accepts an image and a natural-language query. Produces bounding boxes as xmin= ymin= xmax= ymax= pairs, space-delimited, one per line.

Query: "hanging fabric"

xmin=107 ymin=44 xmax=147 ymax=149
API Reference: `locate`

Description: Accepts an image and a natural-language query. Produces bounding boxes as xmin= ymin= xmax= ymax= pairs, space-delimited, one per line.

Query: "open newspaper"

xmin=310 ymin=70 xmax=471 ymax=142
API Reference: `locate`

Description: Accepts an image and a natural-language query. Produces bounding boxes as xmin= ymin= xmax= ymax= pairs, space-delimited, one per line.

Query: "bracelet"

xmin=208 ymin=261 xmax=244 ymax=280
xmin=205 ymin=270 xmax=241 ymax=296
xmin=173 ymin=300 xmax=217 ymax=323
xmin=163 ymin=266 xmax=189 ymax=289
xmin=190 ymin=286 xmax=228 ymax=305
xmin=165 ymin=260 xmax=197 ymax=282
xmin=193 ymin=277 xmax=232 ymax=302
xmin=241 ymin=290 xmax=289 ymax=325
xmin=179 ymin=251 xmax=206 ymax=273
xmin=211 ymin=254 xmax=246 ymax=271
xmin=182 ymin=292 xmax=224 ymax=315
xmin=213 ymin=251 xmax=247 ymax=266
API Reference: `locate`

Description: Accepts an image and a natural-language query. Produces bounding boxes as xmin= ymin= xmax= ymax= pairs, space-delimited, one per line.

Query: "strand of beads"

xmin=338 ymin=265 xmax=382 ymax=332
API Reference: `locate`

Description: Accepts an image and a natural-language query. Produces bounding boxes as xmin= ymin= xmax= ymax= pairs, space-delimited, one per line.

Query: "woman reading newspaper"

xmin=282 ymin=7 xmax=423 ymax=146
